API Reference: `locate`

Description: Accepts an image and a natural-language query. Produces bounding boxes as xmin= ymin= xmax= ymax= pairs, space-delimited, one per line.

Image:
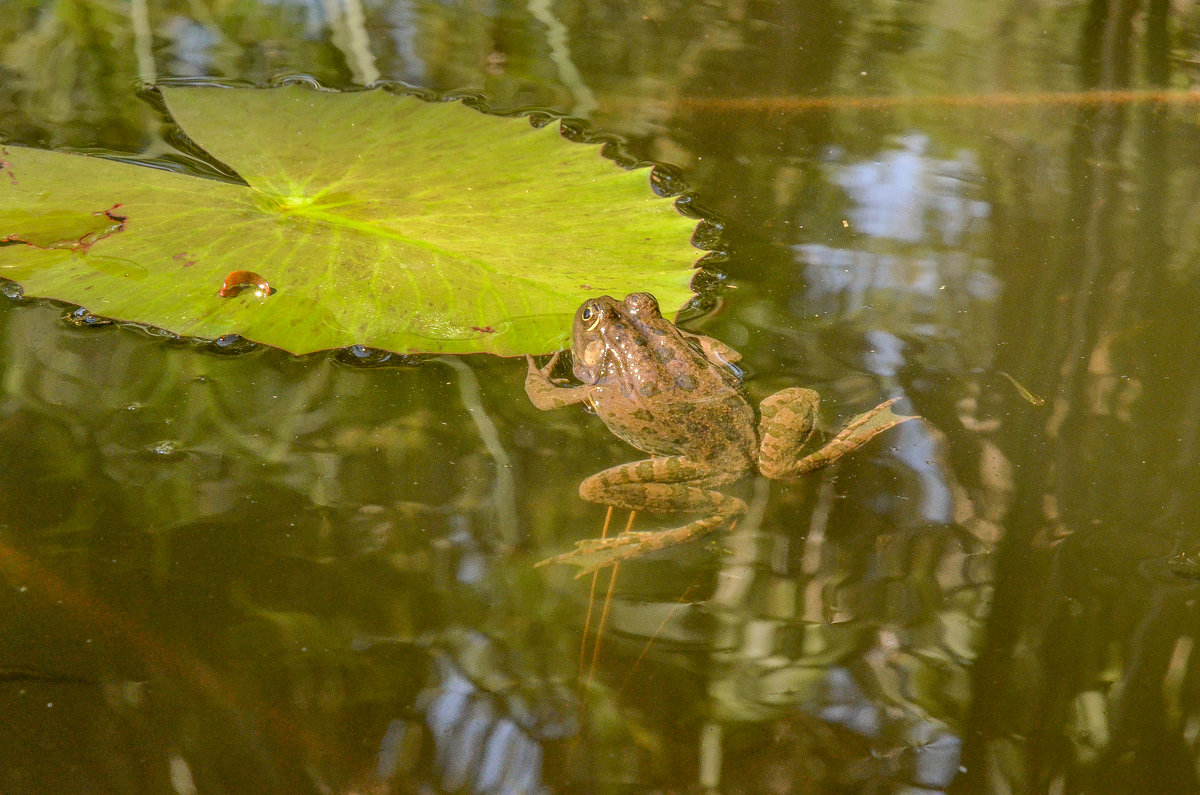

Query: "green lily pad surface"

xmin=0 ymin=86 xmax=700 ymax=355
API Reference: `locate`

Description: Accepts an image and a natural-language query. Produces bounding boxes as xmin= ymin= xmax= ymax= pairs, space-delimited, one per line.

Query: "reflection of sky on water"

xmin=796 ymin=133 xmax=999 ymax=324
xmin=162 ymin=18 xmax=219 ymax=77
xmin=861 ymin=328 xmax=953 ymax=524
xmin=384 ymin=1 xmax=427 ymax=84
xmin=832 ymin=133 xmax=989 ymax=246
xmin=419 ymin=657 xmax=545 ymax=794
xmin=162 ymin=0 xmax=435 ymax=82
xmin=771 ymin=141 xmax=994 ymax=787
xmin=788 ymin=135 xmax=997 ymax=529
xmin=375 ymin=650 xmax=566 ymax=792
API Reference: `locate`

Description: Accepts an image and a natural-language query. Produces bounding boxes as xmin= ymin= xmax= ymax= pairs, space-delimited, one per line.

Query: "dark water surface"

xmin=3 ymin=1 xmax=1200 ymax=792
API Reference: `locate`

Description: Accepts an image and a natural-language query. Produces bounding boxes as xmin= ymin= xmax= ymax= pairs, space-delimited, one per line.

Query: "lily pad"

xmin=0 ymin=85 xmax=700 ymax=355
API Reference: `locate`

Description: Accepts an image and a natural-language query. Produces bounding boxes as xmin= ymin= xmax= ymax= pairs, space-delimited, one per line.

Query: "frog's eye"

xmin=581 ymin=303 xmax=602 ymax=331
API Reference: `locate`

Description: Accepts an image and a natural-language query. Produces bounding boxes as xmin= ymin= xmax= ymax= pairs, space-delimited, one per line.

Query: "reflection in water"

xmin=958 ymin=5 xmax=1200 ymax=788
xmin=830 ymin=134 xmax=989 ymax=246
xmin=593 ymin=410 xmax=990 ymax=790
xmin=383 ymin=1 xmax=426 ymax=86
xmin=376 ymin=650 xmax=568 ymax=793
xmin=665 ymin=133 xmax=1001 ymax=790
xmin=797 ymin=133 xmax=998 ymax=337
xmin=161 ymin=16 xmax=219 ymax=77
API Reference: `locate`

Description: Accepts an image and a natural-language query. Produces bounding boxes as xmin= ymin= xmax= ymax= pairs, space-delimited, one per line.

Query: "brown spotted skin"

xmin=524 ymin=293 xmax=825 ymax=529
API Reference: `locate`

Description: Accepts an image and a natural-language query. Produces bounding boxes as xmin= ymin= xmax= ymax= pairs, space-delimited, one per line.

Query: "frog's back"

xmin=594 ymin=384 xmax=757 ymax=464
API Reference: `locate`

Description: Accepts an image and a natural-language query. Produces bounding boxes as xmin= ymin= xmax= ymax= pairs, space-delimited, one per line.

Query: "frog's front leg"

xmin=524 ymin=353 xmax=594 ymax=410
xmin=540 ymin=456 xmax=748 ymax=576
xmin=757 ymin=387 xmax=917 ymax=479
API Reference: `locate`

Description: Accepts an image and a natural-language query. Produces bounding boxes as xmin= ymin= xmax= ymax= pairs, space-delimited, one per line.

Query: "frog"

xmin=525 ymin=292 xmax=915 ymax=575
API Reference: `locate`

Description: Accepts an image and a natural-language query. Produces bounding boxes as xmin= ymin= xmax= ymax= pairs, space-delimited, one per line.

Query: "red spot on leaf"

xmin=0 ymin=148 xmax=16 ymax=185
xmin=472 ymin=326 xmax=497 ymax=334
xmin=172 ymin=252 xmax=197 ymax=267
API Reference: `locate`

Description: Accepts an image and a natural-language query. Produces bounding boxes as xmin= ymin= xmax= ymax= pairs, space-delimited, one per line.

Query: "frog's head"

xmin=571 ymin=295 xmax=621 ymax=383
xmin=568 ymin=293 xmax=654 ymax=379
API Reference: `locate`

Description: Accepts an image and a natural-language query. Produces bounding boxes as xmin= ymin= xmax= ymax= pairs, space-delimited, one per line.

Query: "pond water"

xmin=3 ymin=1 xmax=1200 ymax=792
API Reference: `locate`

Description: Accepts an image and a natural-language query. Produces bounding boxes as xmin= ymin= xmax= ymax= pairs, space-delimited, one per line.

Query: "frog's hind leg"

xmin=577 ymin=457 xmax=744 ymax=512
xmin=757 ymin=387 xmax=823 ymax=479
xmin=539 ymin=457 xmax=747 ymax=576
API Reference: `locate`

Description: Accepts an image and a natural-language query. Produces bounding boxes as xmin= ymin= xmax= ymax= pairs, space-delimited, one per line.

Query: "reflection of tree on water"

xmin=700 ymin=462 xmax=990 ymax=791
xmin=370 ymin=631 xmax=576 ymax=793
xmin=961 ymin=2 xmax=1200 ymax=791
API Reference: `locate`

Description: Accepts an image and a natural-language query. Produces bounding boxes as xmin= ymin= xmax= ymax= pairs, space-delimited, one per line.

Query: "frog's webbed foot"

xmin=759 ymin=394 xmax=918 ymax=480
xmin=536 ymin=511 xmax=738 ymax=577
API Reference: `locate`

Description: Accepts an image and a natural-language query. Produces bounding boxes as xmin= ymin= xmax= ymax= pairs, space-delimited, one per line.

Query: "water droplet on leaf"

xmin=1 ymin=279 xmax=24 ymax=301
xmin=331 ymin=345 xmax=424 ymax=368
xmin=64 ymin=306 xmax=113 ymax=327
xmin=200 ymin=334 xmax=261 ymax=356
xmin=218 ymin=270 xmax=272 ymax=298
